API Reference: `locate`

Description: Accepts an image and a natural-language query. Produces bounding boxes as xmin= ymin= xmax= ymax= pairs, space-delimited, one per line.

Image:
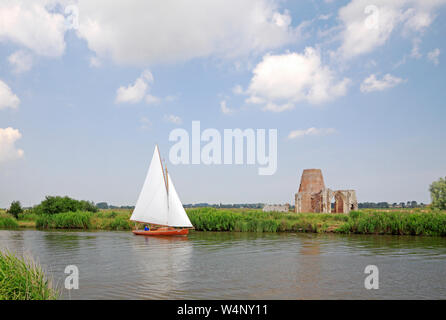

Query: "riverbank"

xmin=188 ymin=208 xmax=446 ymax=236
xmin=1 ymin=208 xmax=445 ymax=236
xmin=0 ymin=250 xmax=58 ymax=300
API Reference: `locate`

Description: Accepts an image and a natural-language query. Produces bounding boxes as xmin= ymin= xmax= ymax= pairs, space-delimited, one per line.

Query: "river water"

xmin=0 ymin=230 xmax=445 ymax=299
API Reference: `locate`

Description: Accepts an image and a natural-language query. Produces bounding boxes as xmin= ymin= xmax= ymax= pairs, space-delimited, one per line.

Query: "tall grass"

xmin=35 ymin=210 xmax=134 ymax=230
xmin=17 ymin=212 xmax=39 ymax=221
xmin=0 ymin=250 xmax=58 ymax=300
xmin=339 ymin=210 xmax=446 ymax=236
xmin=0 ymin=214 xmax=19 ymax=229
xmin=36 ymin=211 xmax=92 ymax=229
xmin=187 ymin=208 xmax=446 ymax=236
xmin=187 ymin=208 xmax=348 ymax=233
xmin=91 ymin=211 xmax=133 ymax=230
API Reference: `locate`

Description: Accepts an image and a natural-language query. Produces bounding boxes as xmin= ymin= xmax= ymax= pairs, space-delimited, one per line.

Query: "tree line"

xmin=4 ymin=176 xmax=446 ymax=216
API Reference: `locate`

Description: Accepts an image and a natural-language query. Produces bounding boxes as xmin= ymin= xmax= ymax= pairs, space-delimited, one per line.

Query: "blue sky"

xmin=0 ymin=0 xmax=445 ymax=207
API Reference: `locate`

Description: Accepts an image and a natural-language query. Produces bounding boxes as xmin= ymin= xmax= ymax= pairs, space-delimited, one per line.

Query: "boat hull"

xmin=132 ymin=228 xmax=189 ymax=236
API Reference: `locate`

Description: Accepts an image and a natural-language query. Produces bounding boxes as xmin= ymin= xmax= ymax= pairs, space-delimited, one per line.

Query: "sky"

xmin=0 ymin=0 xmax=445 ymax=208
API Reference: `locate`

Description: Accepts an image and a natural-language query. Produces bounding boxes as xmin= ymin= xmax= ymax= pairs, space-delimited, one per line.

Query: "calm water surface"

xmin=0 ymin=230 xmax=445 ymax=299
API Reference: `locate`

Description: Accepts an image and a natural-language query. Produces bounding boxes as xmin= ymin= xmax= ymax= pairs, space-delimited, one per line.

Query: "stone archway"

xmin=333 ymin=192 xmax=346 ymax=213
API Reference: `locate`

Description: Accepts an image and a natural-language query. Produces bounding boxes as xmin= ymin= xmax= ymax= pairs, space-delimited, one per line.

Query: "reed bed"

xmin=187 ymin=208 xmax=348 ymax=233
xmin=340 ymin=210 xmax=446 ymax=236
xmin=187 ymin=208 xmax=446 ymax=236
xmin=36 ymin=211 xmax=92 ymax=229
xmin=0 ymin=250 xmax=58 ymax=300
xmin=35 ymin=210 xmax=134 ymax=230
xmin=91 ymin=211 xmax=134 ymax=230
xmin=0 ymin=214 xmax=19 ymax=229
xmin=2 ymin=207 xmax=445 ymax=236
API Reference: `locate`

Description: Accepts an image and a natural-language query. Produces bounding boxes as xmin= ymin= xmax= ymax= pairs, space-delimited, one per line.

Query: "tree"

xmin=430 ymin=177 xmax=446 ymax=210
xmin=96 ymin=202 xmax=109 ymax=209
xmin=32 ymin=196 xmax=98 ymax=215
xmin=8 ymin=201 xmax=23 ymax=219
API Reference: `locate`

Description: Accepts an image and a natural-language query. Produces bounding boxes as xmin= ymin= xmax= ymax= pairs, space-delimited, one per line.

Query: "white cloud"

xmin=360 ymin=74 xmax=405 ymax=93
xmin=427 ymin=48 xmax=440 ymax=65
xmin=288 ymin=127 xmax=336 ymax=139
xmin=0 ymin=80 xmax=20 ymax=110
xmin=220 ymin=100 xmax=235 ymax=115
xmin=0 ymin=127 xmax=24 ymax=162
xmin=115 ymin=70 xmax=154 ymax=104
xmin=8 ymin=50 xmax=33 ymax=73
xmin=145 ymin=94 xmax=161 ymax=105
xmin=164 ymin=114 xmax=182 ymax=124
xmin=336 ymin=0 xmax=446 ymax=60
xmin=75 ymin=0 xmax=298 ymax=65
xmin=410 ymin=38 xmax=422 ymax=59
xmin=245 ymin=48 xmax=350 ymax=111
xmin=0 ymin=1 xmax=66 ymax=57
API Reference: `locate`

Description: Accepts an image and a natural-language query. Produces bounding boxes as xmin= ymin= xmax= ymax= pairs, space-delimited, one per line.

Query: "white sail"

xmin=130 ymin=145 xmax=193 ymax=228
xmin=130 ymin=145 xmax=169 ymax=225
xmin=167 ymin=173 xmax=193 ymax=228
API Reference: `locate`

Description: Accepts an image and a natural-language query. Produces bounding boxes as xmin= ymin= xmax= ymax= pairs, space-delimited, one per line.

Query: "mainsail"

xmin=130 ymin=145 xmax=193 ymax=228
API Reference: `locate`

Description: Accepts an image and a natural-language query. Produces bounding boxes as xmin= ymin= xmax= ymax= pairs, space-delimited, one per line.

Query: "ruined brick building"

xmin=295 ymin=169 xmax=358 ymax=214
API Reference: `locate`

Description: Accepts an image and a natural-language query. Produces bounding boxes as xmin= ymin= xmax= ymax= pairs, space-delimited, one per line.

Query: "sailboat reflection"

xmin=130 ymin=234 xmax=193 ymax=299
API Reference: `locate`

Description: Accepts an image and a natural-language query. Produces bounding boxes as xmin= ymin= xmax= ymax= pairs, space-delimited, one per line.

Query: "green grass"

xmin=2 ymin=207 xmax=445 ymax=236
xmin=339 ymin=210 xmax=446 ymax=236
xmin=91 ymin=211 xmax=134 ymax=230
xmin=35 ymin=210 xmax=135 ymax=230
xmin=36 ymin=211 xmax=92 ymax=229
xmin=187 ymin=208 xmax=348 ymax=233
xmin=187 ymin=208 xmax=446 ymax=236
xmin=0 ymin=250 xmax=58 ymax=300
xmin=0 ymin=214 xmax=19 ymax=229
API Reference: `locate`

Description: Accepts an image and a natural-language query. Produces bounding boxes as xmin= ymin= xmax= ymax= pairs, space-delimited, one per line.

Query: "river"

xmin=0 ymin=230 xmax=445 ymax=299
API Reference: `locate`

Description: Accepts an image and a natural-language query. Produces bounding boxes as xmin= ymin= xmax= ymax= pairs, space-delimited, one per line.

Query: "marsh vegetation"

xmin=0 ymin=250 xmax=58 ymax=300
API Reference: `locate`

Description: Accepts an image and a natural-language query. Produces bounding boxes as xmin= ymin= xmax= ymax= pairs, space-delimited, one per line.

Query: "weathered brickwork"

xmin=295 ymin=169 xmax=358 ymax=214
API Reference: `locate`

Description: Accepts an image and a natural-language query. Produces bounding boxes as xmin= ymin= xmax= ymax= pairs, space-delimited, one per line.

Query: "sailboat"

xmin=130 ymin=145 xmax=193 ymax=236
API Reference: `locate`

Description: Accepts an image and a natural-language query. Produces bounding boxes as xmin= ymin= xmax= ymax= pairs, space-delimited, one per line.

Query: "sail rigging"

xmin=130 ymin=145 xmax=193 ymax=228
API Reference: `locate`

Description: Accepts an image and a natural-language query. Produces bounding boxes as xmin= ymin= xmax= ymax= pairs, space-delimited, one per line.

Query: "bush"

xmin=430 ymin=177 xmax=446 ymax=210
xmin=17 ymin=212 xmax=39 ymax=221
xmin=32 ymin=196 xmax=98 ymax=215
xmin=107 ymin=216 xmax=132 ymax=230
xmin=0 ymin=250 xmax=58 ymax=300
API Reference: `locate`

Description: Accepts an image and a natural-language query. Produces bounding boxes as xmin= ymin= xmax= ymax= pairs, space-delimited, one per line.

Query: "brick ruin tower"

xmin=296 ymin=169 xmax=325 ymax=213
xmin=295 ymin=169 xmax=358 ymax=214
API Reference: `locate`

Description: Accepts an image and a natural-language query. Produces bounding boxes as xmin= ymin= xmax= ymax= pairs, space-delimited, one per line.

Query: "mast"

xmin=157 ymin=144 xmax=168 ymax=193
xmin=166 ymin=167 xmax=169 ymax=193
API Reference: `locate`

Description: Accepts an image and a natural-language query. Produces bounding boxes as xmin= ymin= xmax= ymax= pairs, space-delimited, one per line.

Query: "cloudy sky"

xmin=1 ymin=0 xmax=445 ymax=207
